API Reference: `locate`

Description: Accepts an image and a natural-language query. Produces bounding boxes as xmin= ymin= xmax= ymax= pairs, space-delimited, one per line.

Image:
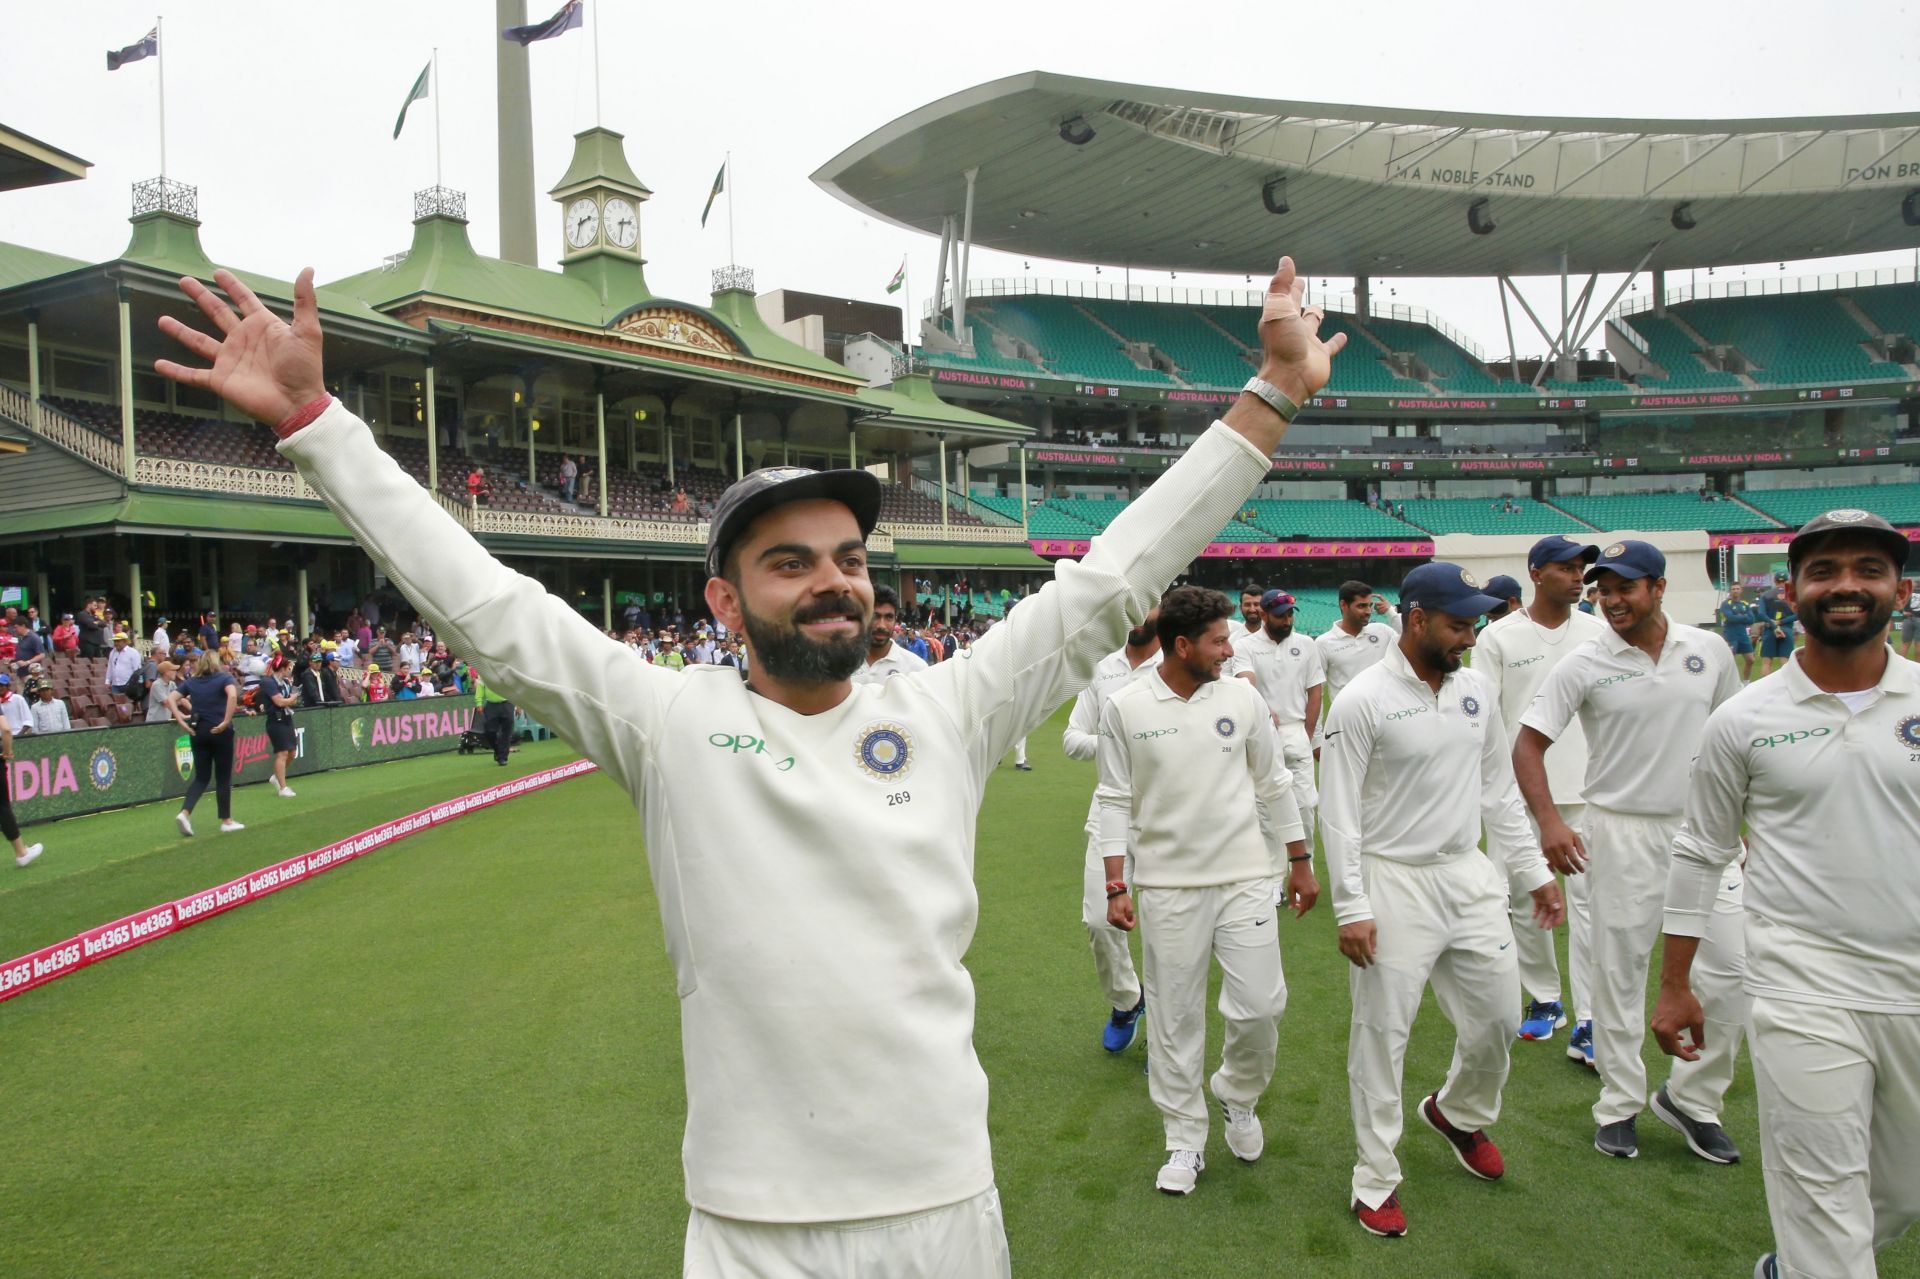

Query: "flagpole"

xmin=903 ymin=258 xmax=914 ymax=357
xmin=432 ymin=48 xmax=443 ymax=189
xmin=726 ymin=151 xmax=735 ymax=267
xmin=155 ymin=15 xmax=167 ymax=178
xmin=591 ymin=0 xmax=602 ymax=126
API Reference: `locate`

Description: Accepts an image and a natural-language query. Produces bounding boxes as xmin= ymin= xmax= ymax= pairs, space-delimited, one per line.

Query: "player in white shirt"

xmin=155 ymin=255 xmax=1347 ymax=1277
xmin=849 ymin=584 xmax=929 ymax=686
xmin=1473 ymin=535 xmax=1605 ymax=1056
xmin=1097 ymin=586 xmax=1317 ymax=1196
xmin=1062 ymin=610 xmax=1162 ymax=1051
xmin=1221 ymin=585 xmax=1262 ymax=682
xmin=1317 ymin=580 xmax=1400 ymax=710
xmin=1321 ymin=561 xmax=1563 ymax=1239
xmin=1514 ymin=539 xmax=1747 ymax=1165
xmin=1652 ymin=510 xmax=1920 ymax=1279
xmin=1236 ymin=589 xmax=1324 ymax=845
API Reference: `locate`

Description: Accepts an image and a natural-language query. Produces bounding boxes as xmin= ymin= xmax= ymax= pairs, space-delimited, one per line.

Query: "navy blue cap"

xmin=1399 ymin=561 xmax=1506 ymax=618
xmin=1484 ymin=574 xmax=1525 ymax=602
xmin=705 ymin=466 xmax=882 ymax=580
xmin=1586 ymin=539 xmax=1666 ymax=583
xmin=1259 ymin=589 xmax=1296 ymax=614
xmin=1528 ymin=534 xmax=1600 ymax=570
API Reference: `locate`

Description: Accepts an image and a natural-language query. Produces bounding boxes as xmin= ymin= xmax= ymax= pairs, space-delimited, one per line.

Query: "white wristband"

xmin=1241 ymin=376 xmax=1300 ymax=423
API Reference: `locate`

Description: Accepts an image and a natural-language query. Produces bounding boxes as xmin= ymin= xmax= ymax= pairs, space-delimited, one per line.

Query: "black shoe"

xmin=1594 ymin=1117 xmax=1638 ymax=1158
xmin=1652 ymin=1083 xmax=1740 ymax=1164
xmin=1013 ymin=761 xmax=1033 ymax=771
xmin=1753 ymin=1254 xmax=1778 ymax=1279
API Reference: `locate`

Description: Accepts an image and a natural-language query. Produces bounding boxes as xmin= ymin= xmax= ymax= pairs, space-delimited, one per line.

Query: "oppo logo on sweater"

xmin=1131 ymin=728 xmax=1179 ymax=740
xmin=1595 ymin=671 xmax=1646 ymax=688
xmin=1751 ymin=727 xmax=1831 ymax=750
xmin=1506 ymin=655 xmax=1543 ymax=668
xmin=707 ymin=732 xmax=797 ymax=772
xmin=1386 ymin=706 xmax=1428 ymax=721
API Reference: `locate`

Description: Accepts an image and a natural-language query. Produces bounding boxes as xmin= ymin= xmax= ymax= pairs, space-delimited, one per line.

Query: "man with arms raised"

xmin=1652 ymin=510 xmax=1919 ymax=1279
xmin=154 ymin=258 xmax=1343 ymax=1276
xmin=1097 ymin=586 xmax=1317 ymax=1195
xmin=1514 ymin=540 xmax=1747 ymax=1164
xmin=1061 ymin=603 xmax=1161 ymax=1053
xmin=849 ymin=583 xmax=927 ymax=686
xmin=1321 ymin=561 xmax=1563 ymax=1238
xmin=1236 ymin=588 xmax=1324 ymax=853
xmin=1474 ymin=535 xmax=1604 ymax=1055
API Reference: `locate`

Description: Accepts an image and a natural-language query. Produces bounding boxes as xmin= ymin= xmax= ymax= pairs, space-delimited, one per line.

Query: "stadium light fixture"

xmin=1058 ymin=116 xmax=1096 ymax=146
xmin=1671 ymin=202 xmax=1697 ymax=231
xmin=1467 ymin=197 xmax=1496 ymax=236
xmin=1261 ymin=175 xmax=1290 ymax=215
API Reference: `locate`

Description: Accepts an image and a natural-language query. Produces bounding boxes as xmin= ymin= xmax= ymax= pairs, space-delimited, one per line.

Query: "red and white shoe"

xmin=1419 ymin=1093 xmax=1505 ymax=1180
xmin=1353 ymin=1192 xmax=1407 ymax=1237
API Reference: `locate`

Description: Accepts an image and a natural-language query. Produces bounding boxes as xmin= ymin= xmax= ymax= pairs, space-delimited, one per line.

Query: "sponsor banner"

xmin=1031 ymin=538 xmax=1433 ymax=560
xmin=8 ymin=700 xmax=482 ymax=825
xmin=1710 ymin=527 xmax=1920 ymax=548
xmin=0 ymin=761 xmax=599 ymax=1005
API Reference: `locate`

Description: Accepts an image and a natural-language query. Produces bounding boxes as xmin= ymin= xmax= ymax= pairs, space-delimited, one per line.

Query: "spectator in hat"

xmin=30 ymin=682 xmax=70 ymax=734
xmin=147 ymin=660 xmax=181 ymax=723
xmin=105 ymin=631 xmax=143 ymax=700
xmin=152 ymin=616 xmax=172 ymax=653
xmin=363 ymin=663 xmax=388 ymax=703
xmin=0 ymin=673 xmax=29 ymax=738
xmin=50 ymin=613 xmax=78 ymax=656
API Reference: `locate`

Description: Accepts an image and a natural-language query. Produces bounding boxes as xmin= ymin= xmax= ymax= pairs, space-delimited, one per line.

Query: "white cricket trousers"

xmin=1348 ymin=853 xmax=1518 ymax=1209
xmin=1584 ymin=806 xmax=1747 ymax=1126
xmin=683 ymin=1186 xmax=1011 ymax=1278
xmin=1136 ymin=877 xmax=1287 ymax=1152
xmin=1750 ymin=997 xmax=1920 ymax=1279
xmin=1277 ymin=721 xmax=1318 ymax=838
xmin=1508 ymin=802 xmax=1592 ymax=1021
xmin=1082 ymin=833 xmax=1142 ymax=1011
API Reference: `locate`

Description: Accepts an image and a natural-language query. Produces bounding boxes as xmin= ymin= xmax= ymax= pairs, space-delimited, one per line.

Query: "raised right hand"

xmin=155 ymin=267 xmax=327 ymax=426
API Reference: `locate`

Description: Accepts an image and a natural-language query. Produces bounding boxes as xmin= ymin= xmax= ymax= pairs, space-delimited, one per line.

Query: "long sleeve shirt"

xmin=30 ymin=698 xmax=70 ymax=734
xmin=1095 ymin=669 xmax=1303 ymax=887
xmin=279 ymin=399 xmax=1274 ymax=1223
xmin=1666 ymin=651 xmax=1920 ymax=1014
xmin=1474 ymin=607 xmax=1607 ymax=804
xmin=1319 ymin=643 xmax=1550 ymax=927
xmin=1063 ymin=646 xmax=1163 ymax=836
xmin=849 ymin=641 xmax=929 ymax=686
xmin=105 ymin=645 xmax=142 ymax=689
xmin=1714 ymin=598 xmax=1760 ymax=635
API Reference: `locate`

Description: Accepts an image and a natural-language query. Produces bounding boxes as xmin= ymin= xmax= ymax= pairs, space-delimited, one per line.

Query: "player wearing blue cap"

xmin=1474 ymin=535 xmax=1606 ymax=1054
xmin=1514 ymin=539 xmax=1748 ymax=1164
xmin=1481 ymin=575 xmax=1525 ymax=624
xmin=1321 ymin=561 xmax=1563 ymax=1238
xmin=1715 ymin=581 xmax=1761 ymax=680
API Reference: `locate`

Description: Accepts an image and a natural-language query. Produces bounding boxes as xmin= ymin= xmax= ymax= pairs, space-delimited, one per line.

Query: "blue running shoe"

xmin=1518 ymin=999 xmax=1566 ymax=1041
xmin=1103 ymin=996 xmax=1145 ymax=1053
xmin=1566 ymin=1019 xmax=1595 ymax=1068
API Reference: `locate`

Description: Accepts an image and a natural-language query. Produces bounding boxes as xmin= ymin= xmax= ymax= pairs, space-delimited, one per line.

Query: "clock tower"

xmin=549 ymin=126 xmax=653 ymax=311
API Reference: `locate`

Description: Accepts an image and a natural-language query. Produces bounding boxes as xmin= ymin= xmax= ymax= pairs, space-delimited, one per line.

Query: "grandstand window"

xmin=132 ymin=368 xmax=169 ymax=407
xmin=0 ymin=339 xmax=25 ymax=382
xmin=52 ymin=350 xmax=111 ymax=397
xmin=173 ymin=382 xmax=223 ymax=414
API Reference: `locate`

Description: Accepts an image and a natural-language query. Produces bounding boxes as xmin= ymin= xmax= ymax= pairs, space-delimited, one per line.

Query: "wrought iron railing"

xmin=413 ymin=186 xmax=468 ymax=221
xmin=712 ymin=265 xmax=756 ymax=294
xmin=0 ymin=383 xmax=124 ymax=473
xmin=875 ymin=522 xmax=1029 ymax=545
xmin=132 ymin=176 xmax=197 ymax=219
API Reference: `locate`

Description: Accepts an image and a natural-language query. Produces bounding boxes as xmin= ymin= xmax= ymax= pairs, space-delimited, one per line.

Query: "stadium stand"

xmin=968 ymin=492 xmax=1027 ymax=523
xmin=1846 ymin=282 xmax=1920 ymax=343
xmin=1239 ymin=499 xmax=1422 ymax=540
xmin=1741 ymin=482 xmax=1920 ymax=526
xmin=972 ymin=298 xmax=1175 ymax=386
xmin=1616 ymin=313 xmax=1744 ymax=389
xmin=1362 ymin=316 xmax=1530 ymax=395
xmin=1551 ymin=491 xmax=1781 ymax=532
xmin=1677 ymin=294 xmax=1907 ymax=386
xmin=1201 ymin=306 xmax=1431 ymax=395
xmin=1076 ymin=297 xmax=1251 ymax=388
xmin=923 ymin=317 xmax=1050 ymax=376
xmin=1397 ymin=497 xmax=1591 ymax=536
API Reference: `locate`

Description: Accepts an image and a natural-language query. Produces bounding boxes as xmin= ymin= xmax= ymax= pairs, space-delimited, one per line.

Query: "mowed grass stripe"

xmin=4 ymin=706 xmax=1916 ymax=1277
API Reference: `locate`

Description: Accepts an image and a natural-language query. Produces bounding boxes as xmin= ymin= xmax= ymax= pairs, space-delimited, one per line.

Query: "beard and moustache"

xmin=1127 ymin=621 xmax=1155 ymax=648
xmin=1799 ymin=590 xmax=1896 ymax=649
xmin=741 ymin=593 xmax=871 ymax=683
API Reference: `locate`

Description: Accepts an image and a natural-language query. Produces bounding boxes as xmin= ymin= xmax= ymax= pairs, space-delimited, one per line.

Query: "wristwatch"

xmin=1241 ymin=376 xmax=1301 ymax=423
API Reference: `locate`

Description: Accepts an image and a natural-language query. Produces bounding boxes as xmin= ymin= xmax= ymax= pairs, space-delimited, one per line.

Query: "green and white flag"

xmin=886 ymin=257 xmax=907 ymax=294
xmin=700 ymin=161 xmax=726 ymax=228
xmin=393 ymin=61 xmax=430 ymax=140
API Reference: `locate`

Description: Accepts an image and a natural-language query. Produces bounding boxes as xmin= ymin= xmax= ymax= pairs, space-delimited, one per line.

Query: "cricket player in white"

xmin=154 ymin=258 xmax=1346 ymax=1277
xmin=1652 ymin=510 xmax=1920 ymax=1279
xmin=1096 ymin=586 xmax=1318 ymax=1195
xmin=850 ymin=584 xmax=928 ymax=685
xmin=1061 ymin=609 xmax=1162 ymax=1051
xmin=1317 ymin=580 xmax=1400 ymax=710
xmin=1321 ymin=562 xmax=1563 ymax=1238
xmin=1515 ymin=539 xmax=1748 ymax=1164
xmin=1473 ymin=535 xmax=1605 ymax=1055
xmin=1236 ymin=588 xmax=1324 ymax=843
xmin=1222 ymin=586 xmax=1263 ymax=682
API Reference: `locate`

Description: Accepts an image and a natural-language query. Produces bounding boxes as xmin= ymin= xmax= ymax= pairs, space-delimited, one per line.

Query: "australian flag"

xmin=107 ymin=27 xmax=158 ymax=71
xmin=502 ymin=0 xmax=583 ymax=45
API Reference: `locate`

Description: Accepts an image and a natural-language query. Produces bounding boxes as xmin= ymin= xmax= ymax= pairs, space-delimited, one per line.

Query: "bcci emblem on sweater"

xmin=1896 ymin=714 xmax=1920 ymax=751
xmin=855 ymin=722 xmax=914 ymax=779
xmin=1460 ymin=695 xmax=1481 ymax=719
xmin=1214 ymin=716 xmax=1237 ymax=739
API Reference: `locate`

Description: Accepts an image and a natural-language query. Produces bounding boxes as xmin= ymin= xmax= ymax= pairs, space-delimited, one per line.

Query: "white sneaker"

xmin=1156 ymin=1148 xmax=1204 ymax=1195
xmin=176 ymin=811 xmax=194 ymax=837
xmin=277 ymin=786 xmax=296 ymax=798
xmin=220 ymin=820 xmax=246 ymax=834
xmin=1213 ymin=1078 xmax=1265 ymax=1162
xmin=14 ymin=843 xmax=42 ymax=868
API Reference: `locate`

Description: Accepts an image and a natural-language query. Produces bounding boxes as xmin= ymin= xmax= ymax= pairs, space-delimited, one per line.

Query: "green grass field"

xmin=2 ymin=713 xmax=1915 ymax=1278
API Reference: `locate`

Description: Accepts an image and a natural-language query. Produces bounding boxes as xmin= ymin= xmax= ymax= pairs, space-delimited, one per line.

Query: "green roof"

xmin=890 ymin=542 xmax=1051 ymax=568
xmin=0 ymin=240 xmax=89 ymax=291
xmin=703 ymin=285 xmax=867 ymax=381
xmin=549 ymin=127 xmax=651 ymax=197
xmin=327 ymin=214 xmax=623 ymax=327
xmin=0 ymin=491 xmax=355 ymax=542
xmin=857 ymin=372 xmax=1027 ymax=434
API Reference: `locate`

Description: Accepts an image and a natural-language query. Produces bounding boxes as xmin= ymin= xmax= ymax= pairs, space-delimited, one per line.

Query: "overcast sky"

xmin=7 ymin=0 xmax=1919 ymax=359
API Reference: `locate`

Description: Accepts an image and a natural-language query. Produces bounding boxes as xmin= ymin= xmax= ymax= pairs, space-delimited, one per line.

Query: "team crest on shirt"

xmin=1214 ymin=716 xmax=1237 ymax=739
xmin=1460 ymin=695 xmax=1481 ymax=718
xmin=1367 ymin=633 xmax=1380 ymax=645
xmin=854 ymin=721 xmax=914 ymax=780
xmin=1896 ymin=715 xmax=1920 ymax=750
xmin=1289 ymin=646 xmax=1301 ymax=657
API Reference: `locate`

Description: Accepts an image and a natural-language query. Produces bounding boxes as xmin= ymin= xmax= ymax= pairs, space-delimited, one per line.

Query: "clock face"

xmin=565 ymin=197 xmax=600 ymax=249
xmin=604 ymin=197 xmax=638 ymax=248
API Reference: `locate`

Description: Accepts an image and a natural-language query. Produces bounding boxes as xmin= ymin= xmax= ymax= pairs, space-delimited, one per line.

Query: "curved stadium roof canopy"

xmin=814 ymin=72 xmax=1920 ymax=278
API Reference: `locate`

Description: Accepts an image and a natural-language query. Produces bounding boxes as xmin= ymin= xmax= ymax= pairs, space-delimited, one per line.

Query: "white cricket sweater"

xmin=1237 ymin=626 xmax=1326 ymax=727
xmin=1316 ymin=620 xmax=1397 ymax=703
xmin=1319 ymin=643 xmax=1551 ymax=926
xmin=281 ymin=401 xmax=1274 ymax=1222
xmin=1094 ymin=669 xmax=1304 ymax=888
xmin=1666 ymin=650 xmax=1920 ymax=1014
xmin=1474 ymin=606 xmax=1607 ymax=803
xmin=1063 ymin=646 xmax=1162 ymax=836
xmin=849 ymin=640 xmax=929 ymax=685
